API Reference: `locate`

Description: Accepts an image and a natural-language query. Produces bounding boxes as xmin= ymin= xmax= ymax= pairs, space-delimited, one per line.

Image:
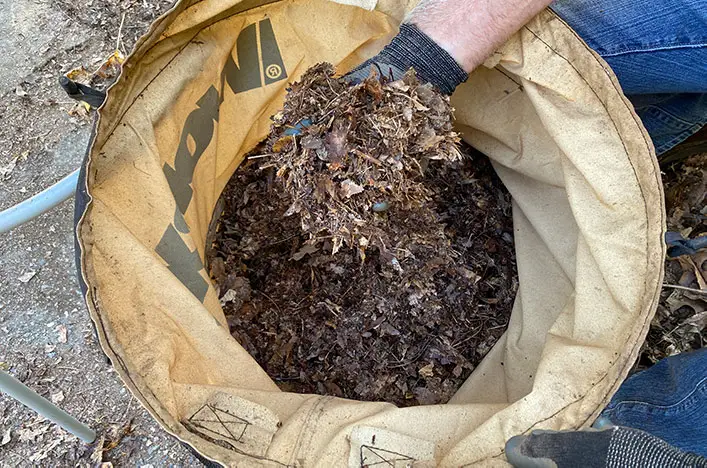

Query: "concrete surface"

xmin=0 ymin=0 xmax=198 ymax=465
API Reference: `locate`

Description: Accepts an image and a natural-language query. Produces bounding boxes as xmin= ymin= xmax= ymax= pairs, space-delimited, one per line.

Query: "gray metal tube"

xmin=0 ymin=169 xmax=79 ymax=234
xmin=0 ymin=370 xmax=96 ymax=443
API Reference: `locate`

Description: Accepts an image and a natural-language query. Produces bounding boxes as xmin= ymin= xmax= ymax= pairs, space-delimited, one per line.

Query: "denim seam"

xmin=638 ymin=105 xmax=706 ymax=154
xmin=656 ymin=125 xmax=704 ymax=154
xmin=642 ymin=105 xmax=703 ymax=128
xmin=601 ymin=42 xmax=707 ymax=58
xmin=605 ymin=375 xmax=707 ymax=412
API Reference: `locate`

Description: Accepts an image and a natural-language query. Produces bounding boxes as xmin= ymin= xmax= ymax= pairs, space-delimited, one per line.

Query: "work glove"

xmin=346 ymin=23 xmax=468 ymax=95
xmin=505 ymin=426 xmax=707 ymax=468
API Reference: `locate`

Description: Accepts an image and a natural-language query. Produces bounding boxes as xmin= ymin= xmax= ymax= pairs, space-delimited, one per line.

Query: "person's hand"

xmin=505 ymin=426 xmax=707 ymax=468
xmin=345 ymin=23 xmax=468 ymax=95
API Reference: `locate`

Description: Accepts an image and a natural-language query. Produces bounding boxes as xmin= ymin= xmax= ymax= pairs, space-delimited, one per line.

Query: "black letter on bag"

xmin=156 ymin=18 xmax=288 ymax=302
xmin=155 ymin=225 xmax=209 ymax=301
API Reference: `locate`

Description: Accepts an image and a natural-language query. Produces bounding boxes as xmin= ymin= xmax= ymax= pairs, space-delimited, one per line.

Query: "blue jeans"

xmin=595 ymin=349 xmax=707 ymax=457
xmin=551 ymin=0 xmax=707 ymax=155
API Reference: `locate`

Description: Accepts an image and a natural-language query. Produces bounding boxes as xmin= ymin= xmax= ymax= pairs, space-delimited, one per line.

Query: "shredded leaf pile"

xmin=210 ymin=64 xmax=517 ymax=406
xmin=257 ymin=63 xmax=461 ymax=258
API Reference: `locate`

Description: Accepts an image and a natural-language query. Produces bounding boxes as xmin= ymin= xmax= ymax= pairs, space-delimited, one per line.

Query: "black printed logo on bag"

xmin=221 ymin=18 xmax=288 ymax=94
xmin=156 ymin=18 xmax=287 ymax=302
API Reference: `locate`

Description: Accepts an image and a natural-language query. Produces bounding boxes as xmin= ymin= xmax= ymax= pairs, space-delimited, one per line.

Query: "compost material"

xmin=210 ymin=64 xmax=517 ymax=406
xmin=642 ymin=154 xmax=706 ymax=366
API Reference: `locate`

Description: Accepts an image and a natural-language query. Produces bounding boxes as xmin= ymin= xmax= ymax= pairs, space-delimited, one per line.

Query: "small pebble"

xmin=372 ymin=201 xmax=390 ymax=212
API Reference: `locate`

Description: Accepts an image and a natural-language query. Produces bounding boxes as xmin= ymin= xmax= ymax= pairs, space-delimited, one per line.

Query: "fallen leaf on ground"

xmin=56 ymin=325 xmax=68 ymax=343
xmin=1 ymin=429 xmax=11 ymax=446
xmin=682 ymin=311 xmax=707 ymax=332
xmin=14 ymin=85 xmax=28 ymax=98
xmin=29 ymin=437 xmax=61 ymax=462
xmin=18 ymin=271 xmax=37 ymax=283
xmin=18 ymin=423 xmax=50 ymax=443
xmin=0 ymin=158 xmax=17 ymax=180
xmin=418 ymin=363 xmax=435 ymax=379
xmin=50 ymin=391 xmax=65 ymax=404
xmin=94 ymin=50 xmax=125 ymax=80
xmin=683 ymin=256 xmax=707 ymax=290
xmin=103 ymin=420 xmax=133 ymax=452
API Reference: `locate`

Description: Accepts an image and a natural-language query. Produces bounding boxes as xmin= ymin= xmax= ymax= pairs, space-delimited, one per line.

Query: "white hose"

xmin=0 ymin=169 xmax=80 ymax=234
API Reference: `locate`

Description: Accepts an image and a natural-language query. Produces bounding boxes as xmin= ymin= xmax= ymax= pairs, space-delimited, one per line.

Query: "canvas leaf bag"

xmin=74 ymin=0 xmax=665 ymax=465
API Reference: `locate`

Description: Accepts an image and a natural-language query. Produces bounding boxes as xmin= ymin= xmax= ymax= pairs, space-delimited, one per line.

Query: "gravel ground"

xmin=0 ymin=0 xmax=198 ymax=465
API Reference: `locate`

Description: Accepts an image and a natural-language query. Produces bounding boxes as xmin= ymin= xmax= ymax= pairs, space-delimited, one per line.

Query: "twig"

xmin=116 ymin=12 xmax=127 ymax=54
xmin=662 ymin=283 xmax=707 ymax=295
xmin=353 ymin=149 xmax=382 ymax=166
xmin=121 ymin=395 xmax=133 ymax=420
xmin=248 ymin=154 xmax=274 ymax=160
xmin=256 ymin=290 xmax=282 ymax=314
xmin=263 ymin=233 xmax=299 ymax=248
xmin=29 ymin=130 xmax=52 ymax=141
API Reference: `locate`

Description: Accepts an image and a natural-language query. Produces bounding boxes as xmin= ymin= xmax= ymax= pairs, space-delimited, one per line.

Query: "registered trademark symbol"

xmin=265 ymin=64 xmax=282 ymax=80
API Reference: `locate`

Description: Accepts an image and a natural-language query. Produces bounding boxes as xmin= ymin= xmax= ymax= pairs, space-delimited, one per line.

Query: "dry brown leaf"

xmin=1 ymin=429 xmax=11 ymax=446
xmin=687 ymin=256 xmax=707 ymax=290
xmin=292 ymin=243 xmax=319 ymax=261
xmin=340 ymin=179 xmax=364 ymax=199
xmin=56 ymin=325 xmax=68 ymax=344
xmin=18 ymin=270 xmax=36 ymax=283
xmin=50 ymin=391 xmax=65 ymax=404
xmin=418 ymin=363 xmax=435 ymax=379
xmin=94 ymin=50 xmax=125 ymax=80
xmin=682 ymin=311 xmax=707 ymax=331
xmin=324 ymin=119 xmax=349 ymax=160
xmin=272 ymin=136 xmax=294 ymax=153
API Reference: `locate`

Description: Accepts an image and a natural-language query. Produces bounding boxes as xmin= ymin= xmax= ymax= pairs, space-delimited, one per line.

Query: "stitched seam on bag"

xmin=457 ymin=13 xmax=662 ymax=464
xmin=519 ymin=18 xmax=658 ymax=430
xmin=600 ymin=42 xmax=707 ymax=58
xmin=519 ymin=26 xmax=651 ymax=296
xmin=538 ymin=22 xmax=664 ymax=419
xmin=528 ymin=16 xmax=665 ymax=431
xmin=289 ymin=396 xmax=330 ymax=465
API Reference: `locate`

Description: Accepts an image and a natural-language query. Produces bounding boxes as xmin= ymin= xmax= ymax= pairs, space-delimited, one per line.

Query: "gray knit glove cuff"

xmin=506 ymin=427 xmax=707 ymax=468
xmin=346 ymin=23 xmax=468 ymax=95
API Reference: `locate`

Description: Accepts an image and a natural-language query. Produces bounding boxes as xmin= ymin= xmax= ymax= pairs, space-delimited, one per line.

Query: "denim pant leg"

xmin=596 ymin=349 xmax=707 ymax=457
xmin=551 ymin=0 xmax=707 ymax=154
